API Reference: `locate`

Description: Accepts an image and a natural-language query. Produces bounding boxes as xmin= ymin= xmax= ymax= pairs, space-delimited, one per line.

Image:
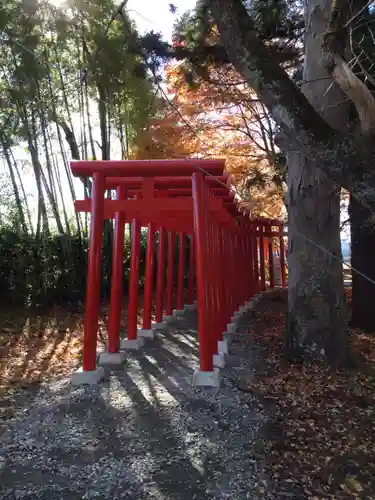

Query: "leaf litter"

xmin=0 ymin=300 xmax=146 ymax=399
xmin=1 ymin=291 xmax=375 ymax=499
xmin=242 ymin=289 xmax=375 ymax=499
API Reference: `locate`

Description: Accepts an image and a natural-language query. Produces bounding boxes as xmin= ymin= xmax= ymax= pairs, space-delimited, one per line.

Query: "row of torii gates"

xmin=70 ymin=159 xmax=287 ymax=386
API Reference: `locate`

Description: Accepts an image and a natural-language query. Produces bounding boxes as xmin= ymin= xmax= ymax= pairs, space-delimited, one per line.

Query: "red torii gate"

xmin=69 ymin=159 xmax=286 ymax=387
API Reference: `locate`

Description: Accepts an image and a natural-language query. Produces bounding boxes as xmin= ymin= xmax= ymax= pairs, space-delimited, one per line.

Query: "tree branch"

xmin=208 ymin=0 xmax=334 ymax=141
xmin=345 ymin=0 xmax=374 ymax=28
xmin=323 ymin=0 xmax=375 ymax=134
xmin=209 ymin=0 xmax=375 ymax=214
xmin=331 ymin=56 xmax=375 ymax=133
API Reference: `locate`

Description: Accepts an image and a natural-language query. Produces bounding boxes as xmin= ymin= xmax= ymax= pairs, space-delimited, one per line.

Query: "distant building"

xmin=341 ymin=240 xmax=351 ymax=262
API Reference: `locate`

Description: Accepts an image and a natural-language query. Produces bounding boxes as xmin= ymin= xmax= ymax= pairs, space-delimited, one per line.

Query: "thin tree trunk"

xmin=4 ymin=51 xmax=40 ymax=236
xmin=124 ymin=111 xmax=130 ymax=159
xmin=84 ymin=77 xmax=97 ymax=160
xmin=57 ymin=118 xmax=80 ymax=160
xmin=56 ymin=40 xmax=91 ymax=205
xmin=52 ymin=149 xmax=71 ymax=235
xmin=56 ymin=123 xmax=83 ymax=235
xmin=29 ymin=142 xmax=49 ymax=238
xmin=119 ymin=120 xmax=126 ymax=159
xmin=107 ymin=85 xmax=111 ymax=159
xmin=36 ymin=199 xmax=42 ymax=239
xmin=1 ymin=137 xmax=27 ymax=232
xmin=35 ymin=104 xmax=65 ymax=235
xmin=28 ymin=109 xmax=49 ymax=237
xmin=97 ymin=84 xmax=109 ymax=160
xmin=10 ymin=149 xmax=33 ymax=235
xmin=41 ymin=117 xmax=57 ymax=201
xmin=37 ymin=105 xmax=67 ymax=235
xmin=55 ymin=44 xmax=75 ymax=136
xmin=79 ymin=80 xmax=88 ymax=161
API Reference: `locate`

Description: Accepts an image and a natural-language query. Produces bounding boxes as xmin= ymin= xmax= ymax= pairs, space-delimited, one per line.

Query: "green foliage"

xmin=0 ymin=228 xmax=133 ymax=308
xmin=0 ymin=0 xmax=157 ymax=152
xmin=0 ymin=230 xmax=88 ymax=307
xmin=0 ymin=0 xmax=167 ymax=307
xmin=168 ymin=0 xmax=304 ymax=80
xmin=0 ymin=224 xmax=192 ymax=308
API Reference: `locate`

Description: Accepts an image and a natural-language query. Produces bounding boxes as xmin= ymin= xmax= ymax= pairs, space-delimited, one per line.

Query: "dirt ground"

xmin=236 ymin=290 xmax=375 ymax=499
xmin=1 ymin=291 xmax=375 ymax=499
xmin=0 ymin=306 xmax=274 ymax=500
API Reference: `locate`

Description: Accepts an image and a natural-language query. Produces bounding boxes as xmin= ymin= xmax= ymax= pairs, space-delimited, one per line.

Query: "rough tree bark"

xmin=209 ymin=0 xmax=375 ymax=213
xmin=349 ymin=195 xmax=375 ymax=331
xmin=209 ymin=0 xmax=375 ymax=364
xmin=284 ymin=0 xmax=349 ymax=364
xmin=343 ymin=0 xmax=375 ymax=332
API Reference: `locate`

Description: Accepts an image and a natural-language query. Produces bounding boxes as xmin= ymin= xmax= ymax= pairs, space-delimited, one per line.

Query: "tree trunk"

xmin=56 ymin=123 xmax=83 ymax=236
xmin=79 ymin=82 xmax=88 ymax=161
xmin=38 ymin=110 xmax=65 ymax=235
xmin=349 ymin=195 xmax=375 ymax=331
xmin=84 ymin=78 xmax=97 ymax=160
xmin=52 ymin=147 xmax=71 ymax=235
xmin=1 ymin=138 xmax=27 ymax=233
xmin=210 ymin=0 xmax=375 ymax=214
xmin=28 ymin=110 xmax=49 ymax=237
xmin=97 ymin=84 xmax=109 ymax=160
xmin=10 ymin=149 xmax=33 ymax=235
xmin=285 ymin=0 xmax=349 ymax=366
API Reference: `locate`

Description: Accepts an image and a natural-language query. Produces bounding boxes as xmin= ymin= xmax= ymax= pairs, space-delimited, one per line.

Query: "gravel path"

xmin=0 ymin=308 xmax=276 ymax=500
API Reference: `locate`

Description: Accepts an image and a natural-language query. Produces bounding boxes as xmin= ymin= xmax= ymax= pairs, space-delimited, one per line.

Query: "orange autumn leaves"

xmin=133 ymin=63 xmax=285 ymax=218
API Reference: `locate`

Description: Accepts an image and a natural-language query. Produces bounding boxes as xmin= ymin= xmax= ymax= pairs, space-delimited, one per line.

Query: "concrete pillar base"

xmin=137 ymin=329 xmax=155 ymax=340
xmin=163 ymin=315 xmax=176 ymax=323
xmin=227 ymin=323 xmax=237 ymax=334
xmin=213 ymin=353 xmax=226 ymax=368
xmin=218 ymin=340 xmax=229 ymax=355
xmin=120 ymin=338 xmax=144 ymax=350
xmin=71 ymin=367 xmax=105 ymax=386
xmin=173 ymin=309 xmax=185 ymax=317
xmin=152 ymin=321 xmax=168 ymax=330
xmin=184 ymin=303 xmax=196 ymax=311
xmin=192 ymin=368 xmax=220 ymax=388
xmin=98 ymin=352 xmax=125 ymax=366
xmin=222 ymin=332 xmax=232 ymax=344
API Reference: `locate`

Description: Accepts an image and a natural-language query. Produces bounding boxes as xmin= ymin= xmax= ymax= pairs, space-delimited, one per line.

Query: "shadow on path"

xmin=0 ymin=307 xmax=276 ymax=500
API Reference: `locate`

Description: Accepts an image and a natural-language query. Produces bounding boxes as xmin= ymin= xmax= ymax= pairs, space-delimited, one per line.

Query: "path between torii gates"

xmin=0 ymin=297 xmax=283 ymax=500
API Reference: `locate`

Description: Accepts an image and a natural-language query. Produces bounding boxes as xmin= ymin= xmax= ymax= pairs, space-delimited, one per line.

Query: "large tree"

xmin=169 ymin=0 xmax=375 ymax=334
xmin=207 ymin=0 xmax=375 ymax=206
xmin=282 ymin=0 xmax=349 ymax=364
xmin=202 ymin=0 xmax=375 ymax=365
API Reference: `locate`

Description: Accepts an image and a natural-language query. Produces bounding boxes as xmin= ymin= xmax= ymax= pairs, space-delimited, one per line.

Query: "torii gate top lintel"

xmin=72 ymin=158 xmax=244 ymax=230
xmin=71 ymin=159 xmax=226 ymax=178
